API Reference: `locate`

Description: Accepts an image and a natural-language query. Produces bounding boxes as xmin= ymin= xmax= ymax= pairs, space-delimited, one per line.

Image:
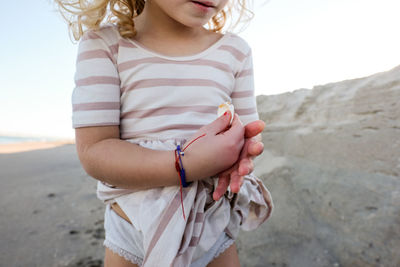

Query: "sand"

xmin=0 ymin=142 xmax=105 ymax=267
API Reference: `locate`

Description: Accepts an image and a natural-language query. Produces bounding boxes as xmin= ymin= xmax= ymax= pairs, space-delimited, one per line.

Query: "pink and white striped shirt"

xmin=72 ymin=24 xmax=258 ymax=142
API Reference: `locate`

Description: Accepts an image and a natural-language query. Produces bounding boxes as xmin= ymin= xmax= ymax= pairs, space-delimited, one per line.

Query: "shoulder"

xmin=76 ymin=24 xmax=122 ymax=64
xmin=215 ymin=32 xmax=252 ymax=64
xmin=223 ymin=32 xmax=252 ymax=55
xmin=80 ymin=24 xmax=121 ymax=46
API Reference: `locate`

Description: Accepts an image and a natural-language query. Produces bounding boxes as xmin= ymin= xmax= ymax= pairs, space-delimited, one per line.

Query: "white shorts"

xmin=103 ymin=204 xmax=235 ymax=266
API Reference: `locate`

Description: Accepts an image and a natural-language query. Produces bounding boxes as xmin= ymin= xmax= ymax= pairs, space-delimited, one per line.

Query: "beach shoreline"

xmin=0 ymin=140 xmax=75 ymax=154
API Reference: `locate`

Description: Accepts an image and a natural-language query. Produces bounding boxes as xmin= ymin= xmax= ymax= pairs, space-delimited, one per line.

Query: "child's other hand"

xmin=212 ymin=120 xmax=265 ymax=201
xmin=183 ymin=112 xmax=245 ymax=181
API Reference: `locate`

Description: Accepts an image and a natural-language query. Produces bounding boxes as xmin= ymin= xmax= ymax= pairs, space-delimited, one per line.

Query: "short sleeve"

xmin=71 ymin=29 xmax=121 ymax=128
xmin=231 ymin=48 xmax=259 ymax=125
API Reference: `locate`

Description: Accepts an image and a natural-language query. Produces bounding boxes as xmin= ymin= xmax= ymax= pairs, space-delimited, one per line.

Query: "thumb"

xmin=207 ymin=111 xmax=232 ymax=135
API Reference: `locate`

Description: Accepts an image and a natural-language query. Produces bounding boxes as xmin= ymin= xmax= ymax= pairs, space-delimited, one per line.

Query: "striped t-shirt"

xmin=72 ymin=24 xmax=259 ymax=141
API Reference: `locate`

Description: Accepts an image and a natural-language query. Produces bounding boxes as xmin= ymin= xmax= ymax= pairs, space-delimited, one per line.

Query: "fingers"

xmin=237 ymin=139 xmax=262 ymax=176
xmin=213 ymin=174 xmax=230 ymax=201
xmin=230 ymin=170 xmax=243 ymax=193
xmin=221 ymin=113 xmax=244 ymax=141
xmin=231 ymin=113 xmax=243 ymax=127
xmin=244 ymin=120 xmax=265 ymax=138
xmin=214 ymin=161 xmax=248 ymax=200
xmin=240 ymin=137 xmax=264 ymax=158
xmin=204 ymin=111 xmax=232 ymax=135
xmin=218 ymin=164 xmax=236 ymax=178
xmin=238 ymin=157 xmax=254 ymax=176
xmin=248 ymin=140 xmax=264 ymax=156
xmin=214 ymin=169 xmax=245 ymax=200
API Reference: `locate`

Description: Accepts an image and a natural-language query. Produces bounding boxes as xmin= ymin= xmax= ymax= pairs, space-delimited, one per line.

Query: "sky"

xmin=1 ymin=0 xmax=399 ymax=139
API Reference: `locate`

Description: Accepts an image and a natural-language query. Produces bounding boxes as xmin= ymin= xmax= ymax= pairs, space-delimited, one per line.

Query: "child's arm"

xmin=75 ymin=112 xmax=245 ymax=190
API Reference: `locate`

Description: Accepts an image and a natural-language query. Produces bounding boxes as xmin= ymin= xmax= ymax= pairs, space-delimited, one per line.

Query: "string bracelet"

xmin=174 ymin=133 xmax=206 ymax=220
xmin=174 ymin=149 xmax=186 ymax=219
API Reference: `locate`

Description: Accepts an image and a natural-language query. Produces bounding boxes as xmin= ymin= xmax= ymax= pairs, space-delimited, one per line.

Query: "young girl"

xmin=56 ymin=0 xmax=273 ymax=266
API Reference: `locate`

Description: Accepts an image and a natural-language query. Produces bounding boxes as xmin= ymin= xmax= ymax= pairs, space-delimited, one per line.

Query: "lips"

xmin=192 ymin=1 xmax=215 ymax=8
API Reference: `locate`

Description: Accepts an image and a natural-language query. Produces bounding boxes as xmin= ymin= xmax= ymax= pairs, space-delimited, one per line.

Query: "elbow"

xmin=75 ymin=141 xmax=98 ymax=180
xmin=80 ymin=158 xmax=97 ymax=180
xmin=74 ymin=126 xmax=120 ymax=182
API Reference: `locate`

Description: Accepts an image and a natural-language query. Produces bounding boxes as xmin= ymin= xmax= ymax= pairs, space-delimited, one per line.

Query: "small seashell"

xmin=217 ymin=102 xmax=234 ymax=125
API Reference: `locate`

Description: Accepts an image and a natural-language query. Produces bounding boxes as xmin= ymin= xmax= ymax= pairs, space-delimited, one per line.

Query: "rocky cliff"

xmin=237 ymin=65 xmax=400 ymax=267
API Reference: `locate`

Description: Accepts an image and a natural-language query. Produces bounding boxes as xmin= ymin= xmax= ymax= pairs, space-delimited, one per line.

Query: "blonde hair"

xmin=54 ymin=0 xmax=253 ymax=41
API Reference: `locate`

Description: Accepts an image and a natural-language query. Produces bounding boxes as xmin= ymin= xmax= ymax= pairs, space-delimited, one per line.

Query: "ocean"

xmin=0 ymin=136 xmax=57 ymax=144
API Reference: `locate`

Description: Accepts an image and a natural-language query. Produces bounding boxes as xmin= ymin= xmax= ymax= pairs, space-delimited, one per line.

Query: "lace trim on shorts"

xmin=104 ymin=239 xmax=144 ymax=266
xmin=213 ymin=238 xmax=235 ymax=259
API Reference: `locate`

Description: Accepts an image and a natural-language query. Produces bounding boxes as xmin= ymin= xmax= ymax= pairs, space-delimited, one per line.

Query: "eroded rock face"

xmin=237 ymin=65 xmax=400 ymax=267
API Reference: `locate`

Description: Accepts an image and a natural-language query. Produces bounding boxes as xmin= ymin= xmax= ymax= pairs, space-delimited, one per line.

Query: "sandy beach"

xmin=0 ymin=142 xmax=105 ymax=267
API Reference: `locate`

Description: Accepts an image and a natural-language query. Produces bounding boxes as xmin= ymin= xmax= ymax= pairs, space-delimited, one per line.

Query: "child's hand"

xmin=212 ymin=120 xmax=265 ymax=201
xmin=183 ymin=112 xmax=245 ymax=181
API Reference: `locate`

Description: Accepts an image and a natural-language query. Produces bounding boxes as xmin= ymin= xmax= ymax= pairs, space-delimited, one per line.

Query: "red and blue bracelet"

xmin=174 ymin=133 xmax=206 ymax=220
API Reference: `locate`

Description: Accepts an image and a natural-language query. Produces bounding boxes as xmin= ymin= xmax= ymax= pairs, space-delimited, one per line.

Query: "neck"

xmin=134 ymin=2 xmax=206 ymax=42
